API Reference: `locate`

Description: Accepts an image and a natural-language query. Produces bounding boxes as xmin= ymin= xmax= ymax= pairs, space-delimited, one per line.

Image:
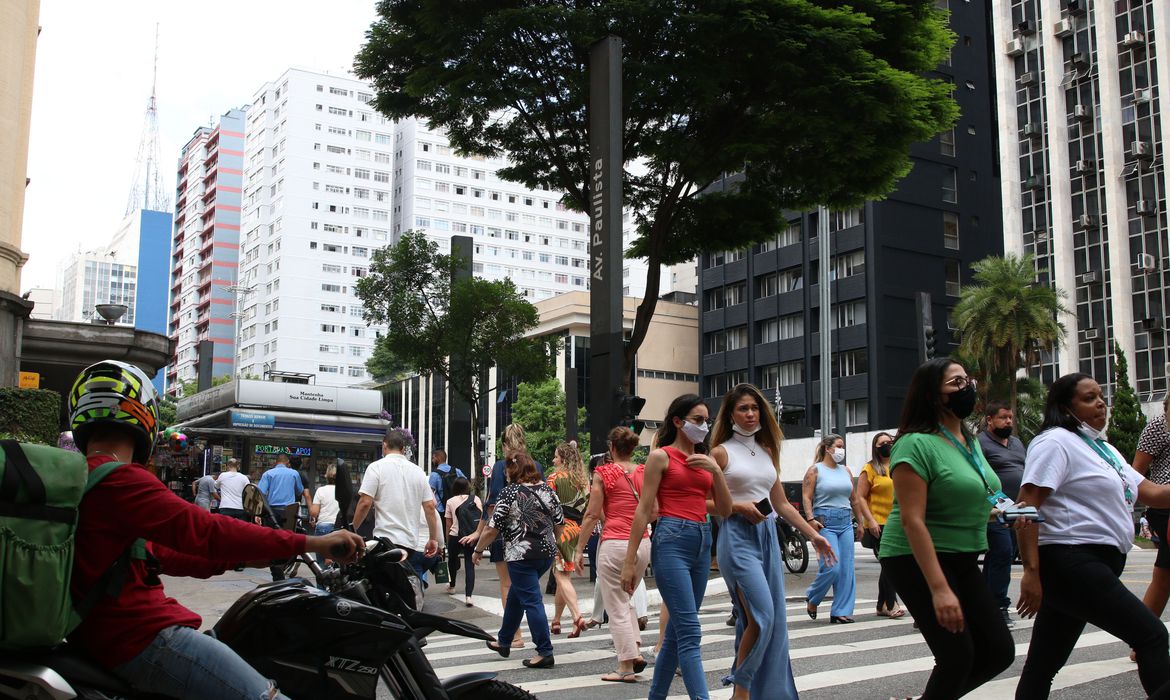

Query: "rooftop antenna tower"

xmin=125 ymin=24 xmax=170 ymax=215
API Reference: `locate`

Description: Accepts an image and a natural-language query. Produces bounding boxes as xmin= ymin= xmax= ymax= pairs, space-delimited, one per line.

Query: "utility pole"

xmin=818 ymin=206 xmax=832 ymax=437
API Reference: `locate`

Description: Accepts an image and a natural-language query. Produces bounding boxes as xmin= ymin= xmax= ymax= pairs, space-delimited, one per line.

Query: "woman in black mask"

xmin=877 ymin=358 xmax=1016 ymax=699
xmin=856 ymin=432 xmax=903 ymax=618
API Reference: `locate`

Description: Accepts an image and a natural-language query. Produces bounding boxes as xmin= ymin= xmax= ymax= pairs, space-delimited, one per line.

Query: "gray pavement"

xmin=166 ymin=545 xmax=1167 ymax=699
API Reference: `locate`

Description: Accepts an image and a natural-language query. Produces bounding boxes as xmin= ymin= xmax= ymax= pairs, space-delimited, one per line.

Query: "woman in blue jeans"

xmin=622 ymin=394 xmax=733 ymax=700
xmin=710 ymin=385 xmax=835 ymax=700
xmin=802 ymin=433 xmax=860 ymax=623
xmin=474 ymin=452 xmax=564 ymax=669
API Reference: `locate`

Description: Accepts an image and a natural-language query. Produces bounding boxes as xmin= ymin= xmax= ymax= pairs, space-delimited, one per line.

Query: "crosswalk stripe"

xmin=964 ymin=657 xmax=1133 ymax=698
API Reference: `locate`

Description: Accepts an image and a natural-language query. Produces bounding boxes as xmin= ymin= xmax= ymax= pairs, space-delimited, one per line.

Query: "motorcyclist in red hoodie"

xmin=67 ymin=360 xmax=363 ymax=699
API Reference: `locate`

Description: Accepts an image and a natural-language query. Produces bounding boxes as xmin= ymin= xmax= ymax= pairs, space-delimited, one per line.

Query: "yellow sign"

xmin=18 ymin=372 xmax=40 ymax=389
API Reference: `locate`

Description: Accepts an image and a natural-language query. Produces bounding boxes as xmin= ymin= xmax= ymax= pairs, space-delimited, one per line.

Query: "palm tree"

xmin=952 ymin=253 xmax=1070 ymax=420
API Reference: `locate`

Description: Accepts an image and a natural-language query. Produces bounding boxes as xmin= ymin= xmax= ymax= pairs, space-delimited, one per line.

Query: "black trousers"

xmin=446 ymin=535 xmax=475 ymax=597
xmin=1016 ymin=544 xmax=1170 ymax=698
xmin=865 ymin=525 xmax=898 ymax=610
xmin=882 ymin=552 xmax=1015 ymax=699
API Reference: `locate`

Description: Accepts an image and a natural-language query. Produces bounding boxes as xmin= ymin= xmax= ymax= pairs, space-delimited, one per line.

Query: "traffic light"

xmin=617 ymin=391 xmax=646 ymax=433
xmin=923 ymin=324 xmax=937 ymax=359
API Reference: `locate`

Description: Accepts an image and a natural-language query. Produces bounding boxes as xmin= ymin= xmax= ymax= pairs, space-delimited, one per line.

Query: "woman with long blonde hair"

xmin=548 ymin=441 xmax=589 ymax=636
xmin=710 ymin=384 xmax=834 ymax=700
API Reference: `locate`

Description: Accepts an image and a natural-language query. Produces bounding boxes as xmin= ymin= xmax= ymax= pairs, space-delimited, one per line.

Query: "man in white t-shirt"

xmin=215 ymin=458 xmax=251 ymax=520
xmin=354 ymin=428 xmax=442 ymax=582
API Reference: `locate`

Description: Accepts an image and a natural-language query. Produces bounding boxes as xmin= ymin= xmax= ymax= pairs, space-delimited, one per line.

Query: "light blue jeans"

xmin=717 ymin=514 xmax=797 ymax=698
xmin=312 ymin=523 xmax=335 ymax=567
xmin=805 ymin=507 xmax=856 ymax=616
xmin=114 ymin=625 xmax=288 ymax=699
xmin=649 ymin=516 xmax=712 ymax=700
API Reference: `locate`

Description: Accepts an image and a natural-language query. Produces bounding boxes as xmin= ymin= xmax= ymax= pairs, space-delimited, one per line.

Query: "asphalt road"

xmin=169 ymin=544 xmax=1166 ymax=699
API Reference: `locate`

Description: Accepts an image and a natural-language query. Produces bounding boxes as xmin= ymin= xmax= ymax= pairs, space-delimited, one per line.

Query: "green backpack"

xmin=0 ymin=440 xmax=136 ymax=650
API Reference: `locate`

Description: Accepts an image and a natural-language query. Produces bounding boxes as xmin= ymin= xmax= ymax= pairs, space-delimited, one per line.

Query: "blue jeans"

xmin=312 ymin=523 xmax=335 ymax=567
xmin=805 ymin=508 xmax=856 ymax=616
xmin=498 ymin=558 xmax=554 ymax=657
xmin=115 ymin=625 xmax=289 ymax=699
xmin=717 ymin=514 xmax=797 ymax=698
xmin=406 ymin=548 xmax=440 ymax=585
xmin=649 ymin=516 xmax=711 ymax=700
xmin=983 ymin=521 xmax=1014 ymax=608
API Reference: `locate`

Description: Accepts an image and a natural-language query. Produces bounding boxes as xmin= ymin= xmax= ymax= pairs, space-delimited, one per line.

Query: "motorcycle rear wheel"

xmin=783 ymin=530 xmax=810 ymax=574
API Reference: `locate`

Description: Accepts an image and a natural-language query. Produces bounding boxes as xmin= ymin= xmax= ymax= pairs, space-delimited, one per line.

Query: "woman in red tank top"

xmin=621 ymin=394 xmax=732 ymax=700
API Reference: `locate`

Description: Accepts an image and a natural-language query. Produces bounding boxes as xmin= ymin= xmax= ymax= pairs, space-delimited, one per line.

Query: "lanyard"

xmin=939 ymin=425 xmax=995 ymax=496
xmin=1078 ymin=434 xmax=1136 ymax=504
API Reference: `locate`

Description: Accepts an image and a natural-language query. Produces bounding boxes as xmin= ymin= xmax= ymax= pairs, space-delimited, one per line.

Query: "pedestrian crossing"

xmin=417 ymin=596 xmax=1149 ymax=699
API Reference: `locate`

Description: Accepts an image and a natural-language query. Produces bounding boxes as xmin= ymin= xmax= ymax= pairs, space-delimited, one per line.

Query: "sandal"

xmin=601 ymin=671 xmax=638 ymax=683
xmin=585 ymin=618 xmax=604 ymax=630
xmin=632 ymin=656 xmax=647 ymax=674
xmin=550 ymin=620 xmax=562 ymax=635
xmin=806 ymin=599 xmax=817 ymax=620
xmin=567 ymin=617 xmax=587 ymax=639
xmin=830 ymin=616 xmax=855 ymax=624
xmin=887 ymin=607 xmax=906 ymax=619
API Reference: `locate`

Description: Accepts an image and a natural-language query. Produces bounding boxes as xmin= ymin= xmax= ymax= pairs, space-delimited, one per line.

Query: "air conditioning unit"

xmin=1122 ymin=31 xmax=1145 ymax=47
xmin=1005 ymin=38 xmax=1026 ymax=56
xmin=1023 ymin=176 xmax=1043 ymax=190
xmin=1134 ymin=88 xmax=1154 ymax=104
xmin=1142 ymin=317 xmax=1164 ymax=332
xmin=1023 ymin=122 xmax=1042 ymax=138
xmin=1018 ymin=19 xmax=1037 ymax=35
xmin=1136 ymin=200 xmax=1157 ymax=216
xmin=1072 ymin=104 xmax=1092 ymax=121
xmin=1054 ymin=18 xmax=1075 ymax=37
xmin=1139 ymin=253 xmax=1158 ymax=272
xmin=1079 ymin=270 xmax=1100 ymax=284
xmin=1019 ymin=71 xmax=1038 ymax=86
xmin=1070 ymin=52 xmax=1089 ymax=68
xmin=1063 ymin=0 xmax=1086 ymax=16
xmin=1076 ymin=214 xmax=1096 ymax=229
xmin=1034 ymin=229 xmax=1050 ymax=241
xmin=1083 ymin=328 xmax=1101 ymax=340
xmin=1132 ymin=141 xmax=1153 ymax=159
xmin=1074 ymin=159 xmax=1094 ymax=174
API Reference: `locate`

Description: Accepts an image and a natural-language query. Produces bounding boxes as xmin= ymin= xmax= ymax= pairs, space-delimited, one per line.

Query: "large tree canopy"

xmin=356 ymin=0 xmax=958 ymax=369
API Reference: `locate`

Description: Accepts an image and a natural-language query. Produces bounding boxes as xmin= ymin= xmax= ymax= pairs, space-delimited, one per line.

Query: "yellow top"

xmin=861 ymin=461 xmax=895 ymax=525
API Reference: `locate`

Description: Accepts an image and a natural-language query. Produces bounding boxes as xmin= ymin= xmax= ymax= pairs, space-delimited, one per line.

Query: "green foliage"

xmin=355 ymin=0 xmax=958 ymax=370
xmin=1012 ymin=377 xmax=1047 ymax=445
xmin=953 ymin=253 xmax=1070 ymax=420
xmin=1109 ymin=341 xmax=1147 ymax=461
xmin=177 ymin=375 xmax=233 ymax=398
xmin=505 ymin=379 xmax=589 ymax=467
xmin=0 ymin=388 xmax=62 ymax=445
xmin=157 ymin=398 xmax=178 ymax=431
xmin=356 ymin=231 xmax=558 ymax=468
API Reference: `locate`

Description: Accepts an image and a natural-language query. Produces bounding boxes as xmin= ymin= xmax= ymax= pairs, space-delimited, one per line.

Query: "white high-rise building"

xmin=991 ymin=0 xmax=1170 ymax=407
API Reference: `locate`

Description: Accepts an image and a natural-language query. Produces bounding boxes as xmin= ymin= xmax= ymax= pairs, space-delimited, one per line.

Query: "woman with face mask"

xmin=802 ymin=433 xmax=861 ymax=622
xmin=1015 ymin=374 xmax=1170 ymax=698
xmin=621 ymin=394 xmax=733 ymax=700
xmin=709 ymin=385 xmax=834 ymax=700
xmin=878 ymin=358 xmax=1016 ymax=699
xmin=856 ymin=431 xmax=904 ymax=619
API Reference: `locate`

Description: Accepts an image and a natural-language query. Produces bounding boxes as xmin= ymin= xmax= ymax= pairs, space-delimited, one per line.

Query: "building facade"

xmin=991 ymin=0 xmax=1170 ymax=407
xmin=55 ymin=253 xmax=138 ymax=325
xmin=699 ymin=0 xmax=1004 ymax=431
xmin=167 ymin=108 xmax=247 ymax=392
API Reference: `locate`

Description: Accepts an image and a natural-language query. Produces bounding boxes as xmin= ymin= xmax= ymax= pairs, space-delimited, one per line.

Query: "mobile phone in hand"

xmin=755 ymin=497 xmax=774 ymax=517
xmin=693 ymin=441 xmax=708 ymax=455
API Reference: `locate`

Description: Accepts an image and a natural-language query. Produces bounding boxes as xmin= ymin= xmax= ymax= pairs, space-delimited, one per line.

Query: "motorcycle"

xmin=777 ymin=515 xmax=810 ymax=574
xmin=0 ymin=487 xmax=531 ymax=700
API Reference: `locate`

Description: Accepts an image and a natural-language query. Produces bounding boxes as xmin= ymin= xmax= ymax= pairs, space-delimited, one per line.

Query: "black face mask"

xmin=944 ymin=384 xmax=978 ymax=420
xmin=991 ymin=426 xmax=1013 ymax=440
xmin=877 ymin=443 xmax=893 ymax=459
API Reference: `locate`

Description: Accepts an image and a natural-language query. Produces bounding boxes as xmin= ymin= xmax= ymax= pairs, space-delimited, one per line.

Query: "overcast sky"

xmin=19 ymin=1 xmax=379 ymax=290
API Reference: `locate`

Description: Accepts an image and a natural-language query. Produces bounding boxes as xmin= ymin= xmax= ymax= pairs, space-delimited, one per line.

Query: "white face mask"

xmin=732 ymin=423 xmax=761 ymax=437
xmin=831 ymin=447 xmax=846 ymax=464
xmin=681 ymin=420 xmax=709 ymax=444
xmin=1078 ymin=420 xmax=1107 ymax=442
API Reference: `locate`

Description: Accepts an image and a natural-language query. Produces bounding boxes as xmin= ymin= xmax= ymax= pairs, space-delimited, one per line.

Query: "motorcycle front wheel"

xmin=449 ymin=680 xmax=537 ymax=700
xmin=783 ymin=529 xmax=809 ymax=574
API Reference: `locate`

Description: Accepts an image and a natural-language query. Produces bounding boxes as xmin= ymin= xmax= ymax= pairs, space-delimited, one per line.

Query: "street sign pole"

xmin=588 ymin=36 xmax=625 ymax=453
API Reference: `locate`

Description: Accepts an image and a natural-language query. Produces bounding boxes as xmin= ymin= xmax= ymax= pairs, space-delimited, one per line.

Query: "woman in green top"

xmin=879 ymin=358 xmax=1015 ymax=699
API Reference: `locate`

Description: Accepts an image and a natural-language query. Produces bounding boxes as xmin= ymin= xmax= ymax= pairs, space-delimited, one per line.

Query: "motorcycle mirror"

xmin=242 ymin=484 xmax=269 ymax=518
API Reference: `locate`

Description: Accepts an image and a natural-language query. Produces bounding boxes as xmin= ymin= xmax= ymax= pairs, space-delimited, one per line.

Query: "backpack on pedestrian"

xmin=0 ymin=441 xmax=146 ymax=650
xmin=455 ymin=496 xmax=482 ymax=539
xmin=438 ymin=468 xmax=461 ymax=508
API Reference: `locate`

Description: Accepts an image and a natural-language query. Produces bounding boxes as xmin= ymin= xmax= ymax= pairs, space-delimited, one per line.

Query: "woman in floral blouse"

xmin=474 ymin=452 xmax=564 ymax=669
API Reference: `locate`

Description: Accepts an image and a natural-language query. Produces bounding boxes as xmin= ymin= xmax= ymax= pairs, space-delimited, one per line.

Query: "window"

xmin=940 ymin=128 xmax=956 ymax=157
xmin=703 ymin=283 xmax=746 ymax=310
xmin=318 ymin=365 xmax=340 ymax=374
xmin=832 ymin=349 xmax=868 ymax=377
xmin=828 ymin=208 xmax=864 ymax=232
xmin=832 ymin=300 xmax=867 ymax=328
xmin=321 ymin=303 xmax=340 ymax=313
xmin=707 ymin=371 xmax=749 ymax=396
xmin=942 ymin=167 xmax=958 ymax=203
xmin=319 ymin=344 xmax=340 ymax=353
xmin=778 ymin=267 xmax=803 ymax=292
xmin=353 ymin=168 xmax=370 ymax=180
xmin=321 ymin=283 xmax=342 ymax=293
xmin=706 ymin=326 xmax=748 ymax=354
xmin=322 ymin=263 xmax=343 ymax=273
xmin=943 ymin=212 xmax=960 ymax=250
xmin=761 ymin=360 xmax=804 ymax=388
xmin=779 ymin=221 xmax=802 ymax=247
xmin=756 ymin=273 xmax=780 ymax=298
xmin=321 ymin=324 xmax=339 ymax=333
xmin=329 ymin=87 xmax=348 ymax=96
xmin=832 ymin=250 xmax=866 ymax=279
xmin=845 ymin=399 xmax=869 ymax=426
xmin=945 ymin=259 xmax=961 ymax=296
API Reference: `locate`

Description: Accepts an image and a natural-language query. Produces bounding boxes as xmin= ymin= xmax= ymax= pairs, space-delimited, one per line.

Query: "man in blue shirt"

xmin=428 ymin=449 xmax=467 ymax=514
xmin=258 ymin=454 xmax=312 ymax=580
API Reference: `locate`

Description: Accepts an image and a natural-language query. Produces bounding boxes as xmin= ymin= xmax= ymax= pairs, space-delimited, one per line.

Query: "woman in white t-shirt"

xmin=1016 ymin=373 xmax=1170 ymax=698
xmin=214 ymin=458 xmax=251 ymax=520
xmin=444 ymin=477 xmax=482 ymax=607
xmin=309 ymin=465 xmax=340 ymax=565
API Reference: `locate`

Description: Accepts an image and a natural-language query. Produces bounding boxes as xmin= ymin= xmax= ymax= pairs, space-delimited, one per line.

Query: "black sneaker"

xmin=1001 ymin=607 xmax=1015 ymax=628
